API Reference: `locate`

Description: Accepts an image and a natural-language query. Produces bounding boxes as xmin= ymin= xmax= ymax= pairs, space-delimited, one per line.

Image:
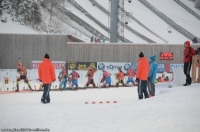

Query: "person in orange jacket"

xmin=115 ymin=67 xmax=126 ymax=86
xmin=16 ymin=58 xmax=32 ymax=92
xmin=183 ymin=41 xmax=196 ymax=86
xmin=86 ymin=66 xmax=97 ymax=88
xmin=136 ymin=52 xmax=150 ymax=100
xmin=38 ymin=54 xmax=56 ymax=104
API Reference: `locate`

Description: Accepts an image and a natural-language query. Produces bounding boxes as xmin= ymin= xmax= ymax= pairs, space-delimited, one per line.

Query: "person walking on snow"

xmin=183 ymin=41 xmax=196 ymax=86
xmin=136 ymin=52 xmax=150 ymax=100
xmin=147 ymin=55 xmax=158 ymax=97
xmin=38 ymin=54 xmax=56 ymax=104
xmin=58 ymin=67 xmax=68 ymax=89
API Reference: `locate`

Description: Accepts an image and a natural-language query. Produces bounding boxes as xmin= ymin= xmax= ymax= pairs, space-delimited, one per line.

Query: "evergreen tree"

xmin=31 ymin=2 xmax=42 ymax=26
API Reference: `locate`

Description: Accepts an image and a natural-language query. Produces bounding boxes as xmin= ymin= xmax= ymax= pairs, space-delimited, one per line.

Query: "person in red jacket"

xmin=183 ymin=41 xmax=196 ymax=86
xmin=115 ymin=67 xmax=126 ymax=86
xmin=16 ymin=58 xmax=32 ymax=92
xmin=136 ymin=52 xmax=150 ymax=99
xmin=38 ymin=54 xmax=56 ymax=104
xmin=86 ymin=66 xmax=97 ymax=88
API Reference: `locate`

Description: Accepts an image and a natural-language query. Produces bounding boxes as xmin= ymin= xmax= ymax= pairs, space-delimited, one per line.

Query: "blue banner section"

xmin=170 ymin=64 xmax=184 ymax=72
xmin=157 ymin=63 xmax=165 ymax=73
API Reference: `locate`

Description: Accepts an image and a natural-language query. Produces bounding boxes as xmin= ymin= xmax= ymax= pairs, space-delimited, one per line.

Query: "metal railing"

xmin=139 ymin=0 xmax=200 ymax=42
xmin=174 ymin=0 xmax=200 ymax=21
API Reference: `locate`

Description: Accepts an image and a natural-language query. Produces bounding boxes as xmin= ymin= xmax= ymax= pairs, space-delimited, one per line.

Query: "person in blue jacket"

xmin=147 ymin=55 xmax=158 ymax=97
xmin=69 ymin=69 xmax=80 ymax=88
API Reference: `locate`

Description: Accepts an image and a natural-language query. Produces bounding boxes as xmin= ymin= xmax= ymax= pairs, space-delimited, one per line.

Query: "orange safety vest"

xmin=87 ymin=70 xmax=94 ymax=79
xmin=127 ymin=69 xmax=134 ymax=78
xmin=72 ymin=71 xmax=79 ymax=80
xmin=103 ymin=71 xmax=110 ymax=78
xmin=118 ymin=72 xmax=125 ymax=80
xmin=62 ymin=70 xmax=67 ymax=77
xmin=19 ymin=66 xmax=27 ymax=75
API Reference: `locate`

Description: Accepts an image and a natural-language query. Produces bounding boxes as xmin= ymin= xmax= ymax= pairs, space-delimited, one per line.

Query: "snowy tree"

xmin=31 ymin=2 xmax=42 ymax=27
xmin=1 ymin=0 xmax=13 ymax=14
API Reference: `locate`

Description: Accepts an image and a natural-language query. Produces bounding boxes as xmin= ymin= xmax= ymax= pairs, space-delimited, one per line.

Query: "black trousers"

xmin=184 ymin=59 xmax=192 ymax=84
xmin=147 ymin=75 xmax=155 ymax=96
xmin=137 ymin=80 xmax=149 ymax=99
xmin=41 ymin=84 xmax=51 ymax=102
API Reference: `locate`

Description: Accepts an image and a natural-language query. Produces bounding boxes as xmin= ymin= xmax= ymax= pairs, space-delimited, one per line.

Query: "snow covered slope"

xmin=0 ymin=12 xmax=40 ymax=34
xmin=181 ymin=0 xmax=200 ymax=15
xmin=75 ymin=0 xmax=151 ymax=43
xmin=125 ymin=0 xmax=190 ymax=44
xmin=1 ymin=0 xmax=200 ymax=44
xmin=148 ymin=0 xmax=200 ymax=39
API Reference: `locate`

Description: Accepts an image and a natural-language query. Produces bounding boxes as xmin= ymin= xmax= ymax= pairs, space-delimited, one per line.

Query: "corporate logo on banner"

xmin=97 ymin=62 xmax=131 ymax=71
xmin=157 ymin=63 xmax=165 ymax=73
xmin=32 ymin=61 xmax=65 ymax=69
xmin=170 ymin=64 xmax=184 ymax=72
xmin=66 ymin=62 xmax=97 ymax=70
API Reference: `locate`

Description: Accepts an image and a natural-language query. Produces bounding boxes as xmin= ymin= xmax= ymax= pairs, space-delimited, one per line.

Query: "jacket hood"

xmin=184 ymin=41 xmax=190 ymax=48
xmin=149 ymin=55 xmax=156 ymax=62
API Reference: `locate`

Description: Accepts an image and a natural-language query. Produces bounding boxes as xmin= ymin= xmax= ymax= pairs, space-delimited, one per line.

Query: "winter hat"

xmin=44 ymin=53 xmax=49 ymax=59
xmin=149 ymin=55 xmax=156 ymax=62
xmin=139 ymin=52 xmax=144 ymax=58
xmin=184 ymin=41 xmax=190 ymax=47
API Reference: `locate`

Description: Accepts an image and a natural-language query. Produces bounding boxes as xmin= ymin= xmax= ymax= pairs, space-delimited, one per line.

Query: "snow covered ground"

xmin=0 ymin=82 xmax=200 ymax=132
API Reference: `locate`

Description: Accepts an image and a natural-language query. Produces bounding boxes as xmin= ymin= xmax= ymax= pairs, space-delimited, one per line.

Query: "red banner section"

xmin=32 ymin=61 xmax=65 ymax=69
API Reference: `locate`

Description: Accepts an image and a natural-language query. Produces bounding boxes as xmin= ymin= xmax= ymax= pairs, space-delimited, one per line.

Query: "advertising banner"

xmin=66 ymin=62 xmax=97 ymax=70
xmin=157 ymin=63 xmax=165 ymax=73
xmin=32 ymin=61 xmax=66 ymax=69
xmin=97 ymin=62 xmax=131 ymax=71
xmin=170 ymin=64 xmax=184 ymax=72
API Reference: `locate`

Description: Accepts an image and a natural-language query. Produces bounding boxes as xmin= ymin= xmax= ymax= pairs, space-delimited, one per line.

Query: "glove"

xmin=186 ymin=54 xmax=189 ymax=58
xmin=101 ymin=79 xmax=103 ymax=83
xmin=136 ymin=78 xmax=139 ymax=82
xmin=53 ymin=79 xmax=56 ymax=82
xmin=38 ymin=79 xmax=42 ymax=82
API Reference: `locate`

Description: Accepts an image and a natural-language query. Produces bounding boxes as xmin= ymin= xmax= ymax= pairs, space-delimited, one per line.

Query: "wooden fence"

xmin=0 ymin=34 xmax=200 ymax=69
